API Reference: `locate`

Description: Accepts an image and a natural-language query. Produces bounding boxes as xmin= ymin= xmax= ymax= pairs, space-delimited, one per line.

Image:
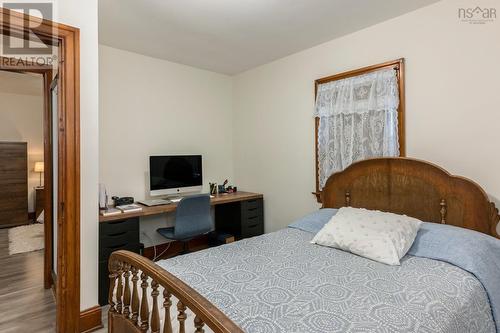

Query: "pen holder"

xmin=210 ymin=183 xmax=217 ymax=195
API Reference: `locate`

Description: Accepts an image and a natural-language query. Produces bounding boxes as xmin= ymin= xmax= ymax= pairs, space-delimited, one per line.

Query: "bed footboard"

xmin=108 ymin=250 xmax=244 ymax=333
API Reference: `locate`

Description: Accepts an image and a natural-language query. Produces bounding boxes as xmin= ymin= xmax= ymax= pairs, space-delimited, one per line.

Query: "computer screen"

xmin=149 ymin=155 xmax=202 ymax=195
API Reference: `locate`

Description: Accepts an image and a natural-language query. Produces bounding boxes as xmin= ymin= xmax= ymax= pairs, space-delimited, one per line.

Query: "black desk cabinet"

xmin=98 ymin=217 xmax=140 ymax=305
xmin=215 ymin=198 xmax=264 ymax=239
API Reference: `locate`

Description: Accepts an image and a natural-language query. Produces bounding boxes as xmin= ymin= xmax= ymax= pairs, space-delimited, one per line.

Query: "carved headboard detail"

xmin=321 ymin=157 xmax=500 ymax=239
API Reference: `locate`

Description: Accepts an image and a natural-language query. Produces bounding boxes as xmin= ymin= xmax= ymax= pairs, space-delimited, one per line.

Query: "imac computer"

xmin=149 ymin=155 xmax=202 ymax=197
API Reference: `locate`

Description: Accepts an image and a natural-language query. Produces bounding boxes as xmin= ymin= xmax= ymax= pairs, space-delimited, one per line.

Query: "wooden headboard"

xmin=321 ymin=157 xmax=500 ymax=239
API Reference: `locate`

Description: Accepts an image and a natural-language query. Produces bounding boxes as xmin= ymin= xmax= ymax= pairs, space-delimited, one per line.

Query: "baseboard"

xmin=80 ymin=305 xmax=103 ymax=333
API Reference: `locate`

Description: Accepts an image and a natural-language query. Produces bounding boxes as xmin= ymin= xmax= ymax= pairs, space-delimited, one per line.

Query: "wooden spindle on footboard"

xmin=194 ymin=316 xmax=205 ymax=333
xmin=151 ymin=281 xmax=160 ymax=333
xmin=177 ymin=301 xmax=187 ymax=333
xmin=140 ymin=273 xmax=150 ymax=331
xmin=163 ymin=290 xmax=173 ymax=333
xmin=131 ymin=267 xmax=140 ymax=325
xmin=108 ymin=269 xmax=117 ymax=314
xmin=108 ymin=250 xmax=244 ymax=333
xmin=116 ymin=264 xmax=124 ymax=314
xmin=123 ymin=263 xmax=131 ymax=317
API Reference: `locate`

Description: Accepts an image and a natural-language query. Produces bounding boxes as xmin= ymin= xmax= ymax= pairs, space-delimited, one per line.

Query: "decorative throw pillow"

xmin=311 ymin=207 xmax=422 ymax=265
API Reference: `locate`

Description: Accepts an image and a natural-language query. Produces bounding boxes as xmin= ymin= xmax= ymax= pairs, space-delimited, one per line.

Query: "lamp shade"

xmin=34 ymin=161 xmax=44 ymax=173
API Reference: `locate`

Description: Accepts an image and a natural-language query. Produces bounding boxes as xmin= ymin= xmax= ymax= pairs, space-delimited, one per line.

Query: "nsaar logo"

xmin=458 ymin=6 xmax=496 ymax=24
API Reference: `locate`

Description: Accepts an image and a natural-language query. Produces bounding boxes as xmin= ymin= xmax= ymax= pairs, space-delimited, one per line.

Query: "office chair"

xmin=156 ymin=194 xmax=213 ymax=254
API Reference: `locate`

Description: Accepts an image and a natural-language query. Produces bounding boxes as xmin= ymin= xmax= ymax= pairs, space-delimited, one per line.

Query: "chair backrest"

xmin=174 ymin=194 xmax=213 ymax=239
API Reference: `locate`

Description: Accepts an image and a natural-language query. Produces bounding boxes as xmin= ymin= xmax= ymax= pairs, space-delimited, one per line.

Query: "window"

xmin=313 ymin=59 xmax=405 ymax=202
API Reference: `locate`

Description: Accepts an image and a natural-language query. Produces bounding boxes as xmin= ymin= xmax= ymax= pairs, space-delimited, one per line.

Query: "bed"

xmin=107 ymin=157 xmax=500 ymax=333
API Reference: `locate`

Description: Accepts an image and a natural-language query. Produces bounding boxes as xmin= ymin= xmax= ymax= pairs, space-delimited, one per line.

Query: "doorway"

xmin=1 ymin=7 xmax=81 ymax=333
xmin=0 ymin=67 xmax=55 ymax=331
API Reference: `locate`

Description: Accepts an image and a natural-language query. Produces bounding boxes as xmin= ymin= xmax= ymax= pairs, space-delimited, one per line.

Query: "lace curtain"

xmin=314 ymin=68 xmax=400 ymax=189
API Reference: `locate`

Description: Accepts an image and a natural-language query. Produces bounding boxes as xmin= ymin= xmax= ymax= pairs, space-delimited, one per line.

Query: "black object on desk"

xmin=112 ymin=196 xmax=134 ymax=206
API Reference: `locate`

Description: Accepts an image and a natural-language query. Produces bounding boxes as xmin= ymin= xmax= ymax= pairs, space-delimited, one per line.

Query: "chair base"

xmin=179 ymin=240 xmax=190 ymax=255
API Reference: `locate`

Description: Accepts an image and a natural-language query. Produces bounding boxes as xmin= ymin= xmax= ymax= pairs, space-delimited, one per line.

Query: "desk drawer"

xmin=241 ymin=198 xmax=262 ymax=211
xmin=242 ymin=214 xmax=263 ymax=227
xmin=100 ymin=229 xmax=139 ymax=247
xmin=241 ymin=199 xmax=263 ymax=219
xmin=242 ymin=208 xmax=262 ymax=220
xmin=100 ymin=240 xmax=140 ymax=262
xmin=242 ymin=221 xmax=264 ymax=238
xmin=100 ymin=217 xmax=139 ymax=236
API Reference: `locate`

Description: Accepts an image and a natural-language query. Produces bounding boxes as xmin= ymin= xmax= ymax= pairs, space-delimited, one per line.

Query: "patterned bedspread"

xmin=157 ymin=228 xmax=495 ymax=333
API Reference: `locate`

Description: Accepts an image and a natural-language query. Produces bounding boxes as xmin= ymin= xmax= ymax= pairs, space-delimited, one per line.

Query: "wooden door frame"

xmin=48 ymin=75 xmax=58 ymax=291
xmin=1 ymin=8 xmax=81 ymax=333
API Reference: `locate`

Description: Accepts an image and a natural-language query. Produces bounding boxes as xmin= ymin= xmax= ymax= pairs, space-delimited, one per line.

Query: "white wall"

xmin=0 ymin=89 xmax=44 ymax=212
xmin=53 ymin=0 xmax=100 ymax=310
xmin=233 ymin=0 xmax=500 ymax=234
xmin=99 ymin=45 xmax=234 ymax=246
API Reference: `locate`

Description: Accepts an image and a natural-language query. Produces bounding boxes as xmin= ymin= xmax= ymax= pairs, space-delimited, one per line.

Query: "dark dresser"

xmin=0 ymin=142 xmax=28 ymax=228
xmin=215 ymin=198 xmax=264 ymax=239
xmin=98 ymin=217 xmax=141 ymax=305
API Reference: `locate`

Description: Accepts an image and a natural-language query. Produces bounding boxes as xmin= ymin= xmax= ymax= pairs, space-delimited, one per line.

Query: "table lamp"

xmin=34 ymin=161 xmax=44 ymax=187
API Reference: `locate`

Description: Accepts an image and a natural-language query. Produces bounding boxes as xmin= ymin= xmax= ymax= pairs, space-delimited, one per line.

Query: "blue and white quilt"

xmin=157 ymin=211 xmax=499 ymax=333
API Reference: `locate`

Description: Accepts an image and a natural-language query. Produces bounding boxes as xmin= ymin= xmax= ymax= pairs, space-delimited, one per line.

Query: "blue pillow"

xmin=288 ymin=208 xmax=338 ymax=234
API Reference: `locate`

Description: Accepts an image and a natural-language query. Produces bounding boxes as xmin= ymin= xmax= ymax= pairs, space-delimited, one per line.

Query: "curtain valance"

xmin=314 ymin=68 xmax=399 ymax=117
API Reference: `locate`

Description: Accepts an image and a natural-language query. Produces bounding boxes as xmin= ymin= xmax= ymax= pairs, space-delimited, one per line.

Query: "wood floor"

xmin=0 ymin=228 xmax=57 ymax=332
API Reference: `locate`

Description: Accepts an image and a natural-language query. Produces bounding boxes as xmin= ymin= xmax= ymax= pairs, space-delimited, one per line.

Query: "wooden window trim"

xmin=1 ymin=7 xmax=82 ymax=333
xmin=313 ymin=58 xmax=406 ymax=203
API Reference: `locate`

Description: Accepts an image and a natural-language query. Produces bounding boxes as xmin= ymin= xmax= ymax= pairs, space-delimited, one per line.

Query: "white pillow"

xmin=311 ymin=207 xmax=422 ymax=265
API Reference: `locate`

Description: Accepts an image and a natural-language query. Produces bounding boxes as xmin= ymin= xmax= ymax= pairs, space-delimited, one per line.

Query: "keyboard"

xmin=137 ymin=199 xmax=172 ymax=207
xmin=141 ymin=195 xmax=215 ymax=206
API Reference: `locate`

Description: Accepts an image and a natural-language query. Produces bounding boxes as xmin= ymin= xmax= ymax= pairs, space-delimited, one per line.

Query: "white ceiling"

xmin=0 ymin=70 xmax=43 ymax=96
xmin=99 ymin=0 xmax=440 ymax=75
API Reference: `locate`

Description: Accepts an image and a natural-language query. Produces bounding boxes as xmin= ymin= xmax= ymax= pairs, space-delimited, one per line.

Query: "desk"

xmin=99 ymin=191 xmax=263 ymax=222
xmin=98 ymin=191 xmax=264 ymax=305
